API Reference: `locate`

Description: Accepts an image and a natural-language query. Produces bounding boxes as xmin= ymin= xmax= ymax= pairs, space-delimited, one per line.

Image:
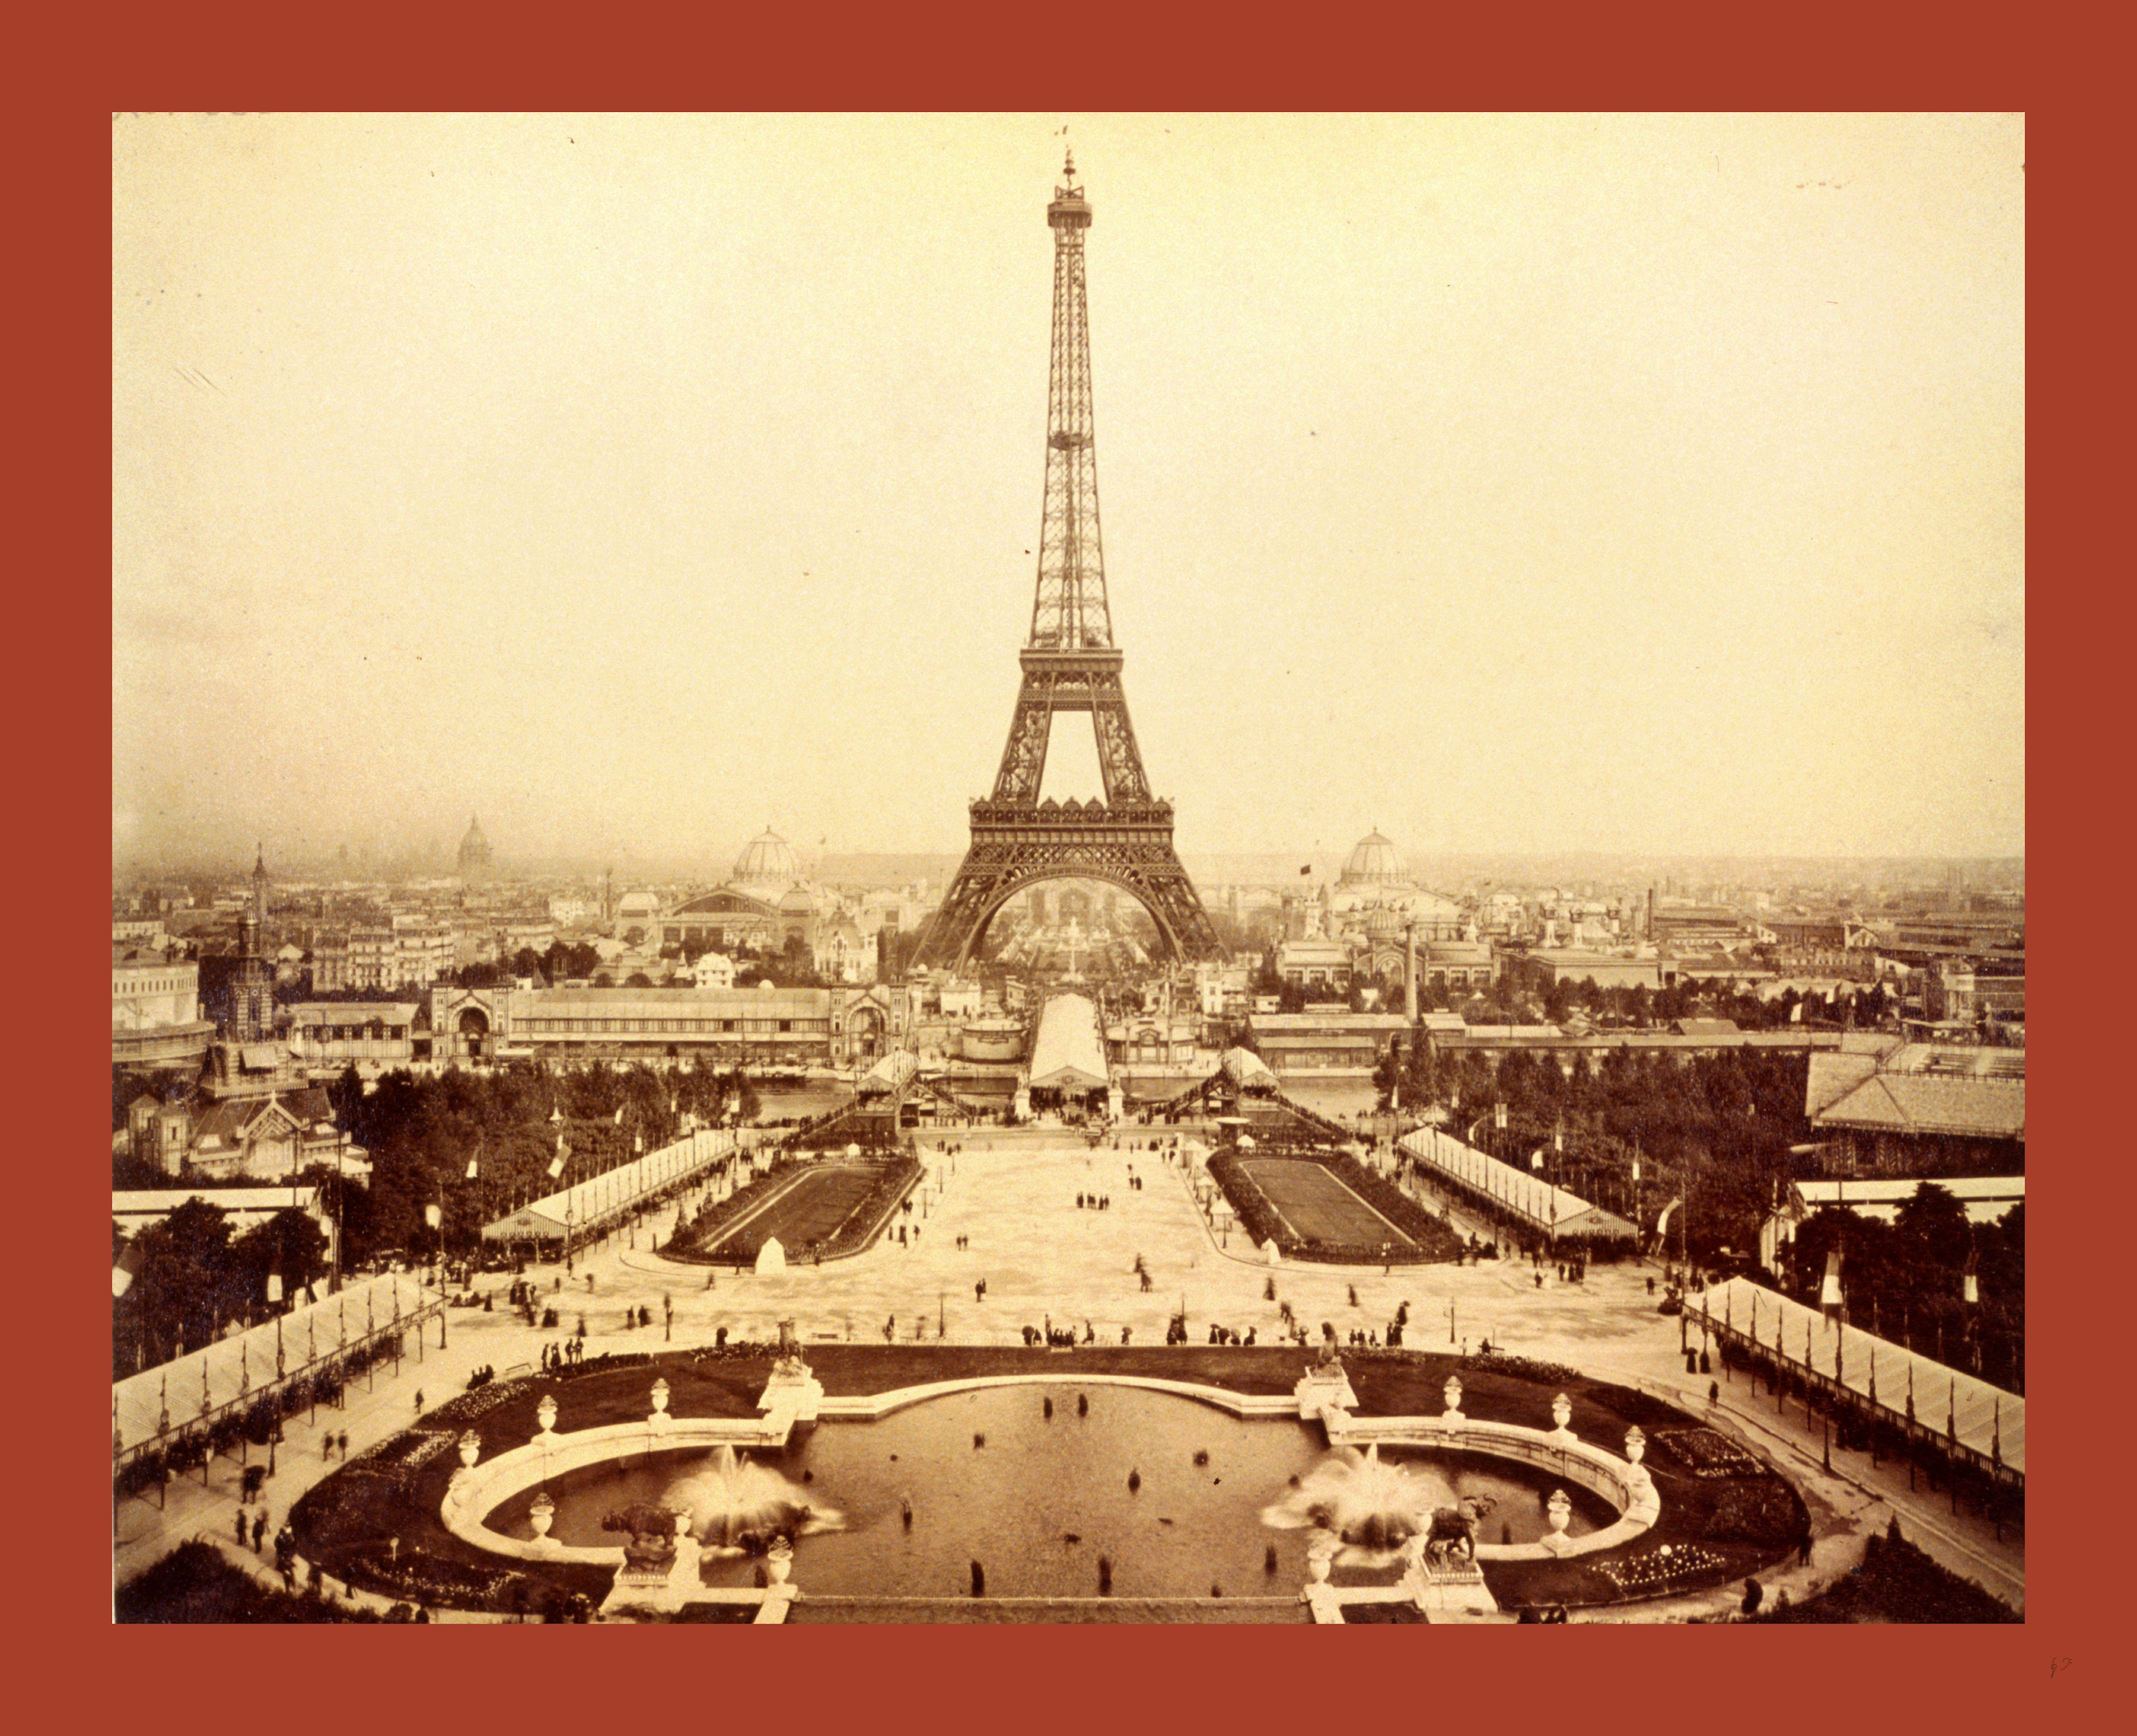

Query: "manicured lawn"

xmin=1239 ymin=1158 xmax=1416 ymax=1247
xmin=706 ymin=1165 xmax=884 ymax=1259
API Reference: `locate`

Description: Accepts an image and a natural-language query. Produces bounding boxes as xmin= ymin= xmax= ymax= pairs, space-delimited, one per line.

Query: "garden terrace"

xmin=664 ymin=1156 xmax=922 ymax=1265
xmin=287 ymin=1344 xmax=1803 ymax=1618
xmin=1209 ymin=1148 xmax=1464 ymax=1266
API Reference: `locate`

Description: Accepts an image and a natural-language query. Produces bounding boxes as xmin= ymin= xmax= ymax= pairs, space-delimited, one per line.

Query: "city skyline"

xmin=115 ymin=114 xmax=2023 ymax=868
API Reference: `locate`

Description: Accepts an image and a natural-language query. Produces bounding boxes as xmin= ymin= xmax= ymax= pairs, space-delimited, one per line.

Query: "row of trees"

xmin=1783 ymin=1187 xmax=2024 ymax=1387
xmin=1250 ymin=955 xmax=1898 ymax=1034
xmin=328 ymin=1060 xmax=759 ymax=1267
xmin=1380 ymin=1038 xmax=1815 ymax=1260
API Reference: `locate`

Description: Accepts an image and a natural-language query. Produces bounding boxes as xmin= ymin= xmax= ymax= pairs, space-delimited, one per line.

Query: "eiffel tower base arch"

xmin=915 ymin=798 xmax=1223 ymax=970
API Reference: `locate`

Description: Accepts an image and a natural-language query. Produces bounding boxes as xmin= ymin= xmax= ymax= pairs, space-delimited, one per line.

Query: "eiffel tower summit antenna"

xmin=915 ymin=159 xmax=1223 ymax=970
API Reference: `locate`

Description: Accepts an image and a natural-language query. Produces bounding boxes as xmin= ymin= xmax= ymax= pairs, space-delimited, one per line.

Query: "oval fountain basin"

xmin=481 ymin=1385 xmax=1615 ymax=1600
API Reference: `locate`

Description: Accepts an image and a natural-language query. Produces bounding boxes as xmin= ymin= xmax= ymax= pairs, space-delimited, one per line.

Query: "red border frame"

xmin=22 ymin=4 xmax=2120 ymax=1729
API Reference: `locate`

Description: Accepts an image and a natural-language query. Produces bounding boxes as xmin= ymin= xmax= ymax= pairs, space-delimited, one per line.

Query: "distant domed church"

xmin=457 ymin=814 xmax=495 ymax=879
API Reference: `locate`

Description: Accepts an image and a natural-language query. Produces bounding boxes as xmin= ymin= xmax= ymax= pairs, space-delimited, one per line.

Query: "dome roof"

xmin=1339 ymin=830 xmax=1408 ymax=887
xmin=457 ymin=814 xmax=493 ymax=872
xmin=1363 ymin=907 xmax=1406 ymax=940
xmin=732 ymin=828 xmax=799 ymax=890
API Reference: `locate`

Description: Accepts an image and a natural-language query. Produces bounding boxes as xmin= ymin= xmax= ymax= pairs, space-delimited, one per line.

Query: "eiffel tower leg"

xmin=991 ymin=681 xmax=1056 ymax=805
xmin=920 ymin=851 xmax=1016 ymax=969
xmin=1088 ymin=675 xmax=1152 ymax=805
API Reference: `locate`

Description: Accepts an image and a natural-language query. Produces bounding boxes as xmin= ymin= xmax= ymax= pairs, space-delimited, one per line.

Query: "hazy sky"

xmin=113 ymin=113 xmax=2023 ymax=870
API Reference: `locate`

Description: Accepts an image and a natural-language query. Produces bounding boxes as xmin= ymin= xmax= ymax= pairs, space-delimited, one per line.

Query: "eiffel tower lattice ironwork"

xmin=916 ymin=155 xmax=1222 ymax=970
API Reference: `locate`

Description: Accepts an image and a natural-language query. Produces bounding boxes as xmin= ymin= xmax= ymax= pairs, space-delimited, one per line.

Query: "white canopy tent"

xmin=1687 ymin=1276 xmax=2023 ymax=1478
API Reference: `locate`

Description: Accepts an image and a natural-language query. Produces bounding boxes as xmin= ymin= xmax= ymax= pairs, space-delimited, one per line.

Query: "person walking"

xmin=252 ymin=1511 xmax=267 ymax=1553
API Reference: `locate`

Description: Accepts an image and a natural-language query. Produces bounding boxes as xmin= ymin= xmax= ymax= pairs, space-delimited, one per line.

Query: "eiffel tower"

xmin=916 ymin=154 xmax=1222 ymax=970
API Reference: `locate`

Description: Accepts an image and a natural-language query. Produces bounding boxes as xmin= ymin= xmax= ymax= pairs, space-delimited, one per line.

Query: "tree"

xmin=234 ymin=1208 xmax=329 ymax=1300
xmin=328 ymin=1064 xmax=365 ymax=1132
xmin=1894 ymin=1181 xmax=1972 ymax=1272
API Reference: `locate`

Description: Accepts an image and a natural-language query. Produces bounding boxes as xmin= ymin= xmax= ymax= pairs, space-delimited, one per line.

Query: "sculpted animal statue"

xmin=602 ymin=1503 xmax=681 ymax=1573
xmin=1422 ymin=1495 xmax=1494 ymax=1568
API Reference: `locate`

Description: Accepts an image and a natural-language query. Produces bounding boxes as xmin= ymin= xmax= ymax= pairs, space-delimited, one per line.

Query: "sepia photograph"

xmin=110 ymin=111 xmax=2025 ymax=1629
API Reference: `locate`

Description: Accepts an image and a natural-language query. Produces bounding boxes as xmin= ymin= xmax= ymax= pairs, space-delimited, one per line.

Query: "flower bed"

xmin=1459 ymin=1350 xmax=1582 ymax=1386
xmin=1591 ymin=1541 xmax=1730 ymax=1597
xmin=1208 ymin=1148 xmax=1463 ymax=1266
xmin=423 ymin=1380 xmax=541 ymax=1429
xmin=1649 ymin=1428 xmax=1767 ymax=1479
xmin=1703 ymin=1477 xmax=1808 ymax=1547
xmin=362 ymin=1427 xmax=458 ymax=1471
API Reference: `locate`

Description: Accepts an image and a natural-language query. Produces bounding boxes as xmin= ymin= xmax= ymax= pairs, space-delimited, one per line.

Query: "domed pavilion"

xmin=656 ymin=830 xmax=847 ymax=973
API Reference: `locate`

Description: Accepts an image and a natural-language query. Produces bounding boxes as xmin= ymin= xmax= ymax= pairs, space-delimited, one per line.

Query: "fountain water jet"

xmin=664 ymin=1444 xmax=842 ymax=1556
xmin=1260 ymin=1443 xmax=1481 ymax=1567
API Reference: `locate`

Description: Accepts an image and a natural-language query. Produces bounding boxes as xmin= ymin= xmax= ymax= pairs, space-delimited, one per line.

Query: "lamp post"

xmin=432 ymin=1189 xmax=449 ymax=1351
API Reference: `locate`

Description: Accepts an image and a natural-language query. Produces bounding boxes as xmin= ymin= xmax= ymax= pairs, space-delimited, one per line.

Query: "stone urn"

xmin=458 ymin=1430 xmax=482 ymax=1468
xmin=1306 ymin=1530 xmax=1337 ymax=1584
xmin=1545 ymin=1489 xmax=1572 ymax=1540
xmin=535 ymin=1395 xmax=558 ymax=1437
xmin=1549 ymin=1393 xmax=1576 ymax=1440
xmin=529 ymin=1492 xmax=555 ymax=1541
xmin=766 ymin=1537 xmax=794 ymax=1586
xmin=1441 ymin=1376 xmax=1465 ymax=1423
xmin=651 ymin=1378 xmax=671 ymax=1416
xmin=1623 ymin=1427 xmax=1646 ymax=1466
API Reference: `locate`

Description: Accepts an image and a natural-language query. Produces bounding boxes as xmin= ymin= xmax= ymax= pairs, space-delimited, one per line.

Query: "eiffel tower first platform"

xmin=915 ymin=155 xmax=1223 ymax=970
